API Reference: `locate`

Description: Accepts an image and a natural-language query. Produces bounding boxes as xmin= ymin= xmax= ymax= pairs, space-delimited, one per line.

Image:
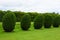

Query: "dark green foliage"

xmin=34 ymin=14 xmax=43 ymax=29
xmin=27 ymin=12 xmax=38 ymax=22
xmin=0 ymin=10 xmax=5 ymax=22
xmin=53 ymin=15 xmax=60 ymax=27
xmin=14 ymin=11 xmax=25 ymax=22
xmin=21 ymin=14 xmax=31 ymax=30
xmin=2 ymin=12 xmax=16 ymax=32
xmin=44 ymin=14 xmax=53 ymax=28
xmin=0 ymin=10 xmax=59 ymax=22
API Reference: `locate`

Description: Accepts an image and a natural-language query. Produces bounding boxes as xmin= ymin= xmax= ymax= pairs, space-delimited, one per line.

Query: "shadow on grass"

xmin=0 ymin=30 xmax=15 ymax=34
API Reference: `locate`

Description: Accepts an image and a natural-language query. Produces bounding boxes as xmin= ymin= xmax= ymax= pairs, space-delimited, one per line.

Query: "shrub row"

xmin=2 ymin=12 xmax=60 ymax=32
xmin=2 ymin=13 xmax=31 ymax=32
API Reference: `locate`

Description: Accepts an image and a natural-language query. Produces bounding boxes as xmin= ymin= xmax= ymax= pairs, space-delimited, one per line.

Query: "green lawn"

xmin=0 ymin=22 xmax=60 ymax=40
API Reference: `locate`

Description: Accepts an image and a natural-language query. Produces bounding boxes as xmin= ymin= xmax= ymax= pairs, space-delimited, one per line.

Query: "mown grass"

xmin=0 ymin=22 xmax=60 ymax=40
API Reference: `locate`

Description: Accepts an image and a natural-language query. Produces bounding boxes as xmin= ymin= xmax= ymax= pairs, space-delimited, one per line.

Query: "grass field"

xmin=0 ymin=22 xmax=60 ymax=40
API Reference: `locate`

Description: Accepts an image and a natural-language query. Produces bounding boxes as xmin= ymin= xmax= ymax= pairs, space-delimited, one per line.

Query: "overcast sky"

xmin=0 ymin=0 xmax=60 ymax=13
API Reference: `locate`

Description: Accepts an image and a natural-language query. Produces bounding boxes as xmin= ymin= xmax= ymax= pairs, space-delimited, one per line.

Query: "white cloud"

xmin=0 ymin=0 xmax=60 ymax=13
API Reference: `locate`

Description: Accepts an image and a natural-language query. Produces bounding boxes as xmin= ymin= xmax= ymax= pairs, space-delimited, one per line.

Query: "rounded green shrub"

xmin=34 ymin=14 xmax=44 ymax=29
xmin=21 ymin=14 xmax=31 ymax=30
xmin=53 ymin=15 xmax=60 ymax=27
xmin=44 ymin=14 xmax=53 ymax=28
xmin=2 ymin=12 xmax=16 ymax=32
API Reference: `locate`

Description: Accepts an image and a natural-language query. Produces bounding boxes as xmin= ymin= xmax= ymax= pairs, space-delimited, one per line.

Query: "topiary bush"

xmin=53 ymin=15 xmax=60 ymax=27
xmin=2 ymin=12 xmax=16 ymax=32
xmin=34 ymin=14 xmax=44 ymax=29
xmin=44 ymin=14 xmax=53 ymax=28
xmin=21 ymin=14 xmax=31 ymax=30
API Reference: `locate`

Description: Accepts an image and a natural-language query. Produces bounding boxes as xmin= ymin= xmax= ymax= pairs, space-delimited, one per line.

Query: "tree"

xmin=2 ymin=12 xmax=16 ymax=32
xmin=53 ymin=15 xmax=60 ymax=27
xmin=44 ymin=14 xmax=53 ymax=28
xmin=34 ymin=14 xmax=43 ymax=29
xmin=21 ymin=14 xmax=31 ymax=30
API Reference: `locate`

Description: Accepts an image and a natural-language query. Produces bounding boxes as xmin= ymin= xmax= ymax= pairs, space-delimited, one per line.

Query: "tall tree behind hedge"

xmin=0 ymin=10 xmax=5 ymax=22
xmin=14 ymin=11 xmax=25 ymax=22
xmin=27 ymin=12 xmax=38 ymax=22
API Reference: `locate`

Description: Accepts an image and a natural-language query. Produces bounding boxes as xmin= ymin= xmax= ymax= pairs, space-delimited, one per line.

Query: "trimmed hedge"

xmin=44 ymin=14 xmax=53 ymax=28
xmin=34 ymin=14 xmax=44 ymax=29
xmin=53 ymin=15 xmax=60 ymax=27
xmin=2 ymin=12 xmax=16 ymax=32
xmin=21 ymin=14 xmax=31 ymax=30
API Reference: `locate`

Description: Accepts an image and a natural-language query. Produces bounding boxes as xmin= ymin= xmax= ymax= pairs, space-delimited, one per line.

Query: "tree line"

xmin=0 ymin=10 xmax=59 ymax=22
